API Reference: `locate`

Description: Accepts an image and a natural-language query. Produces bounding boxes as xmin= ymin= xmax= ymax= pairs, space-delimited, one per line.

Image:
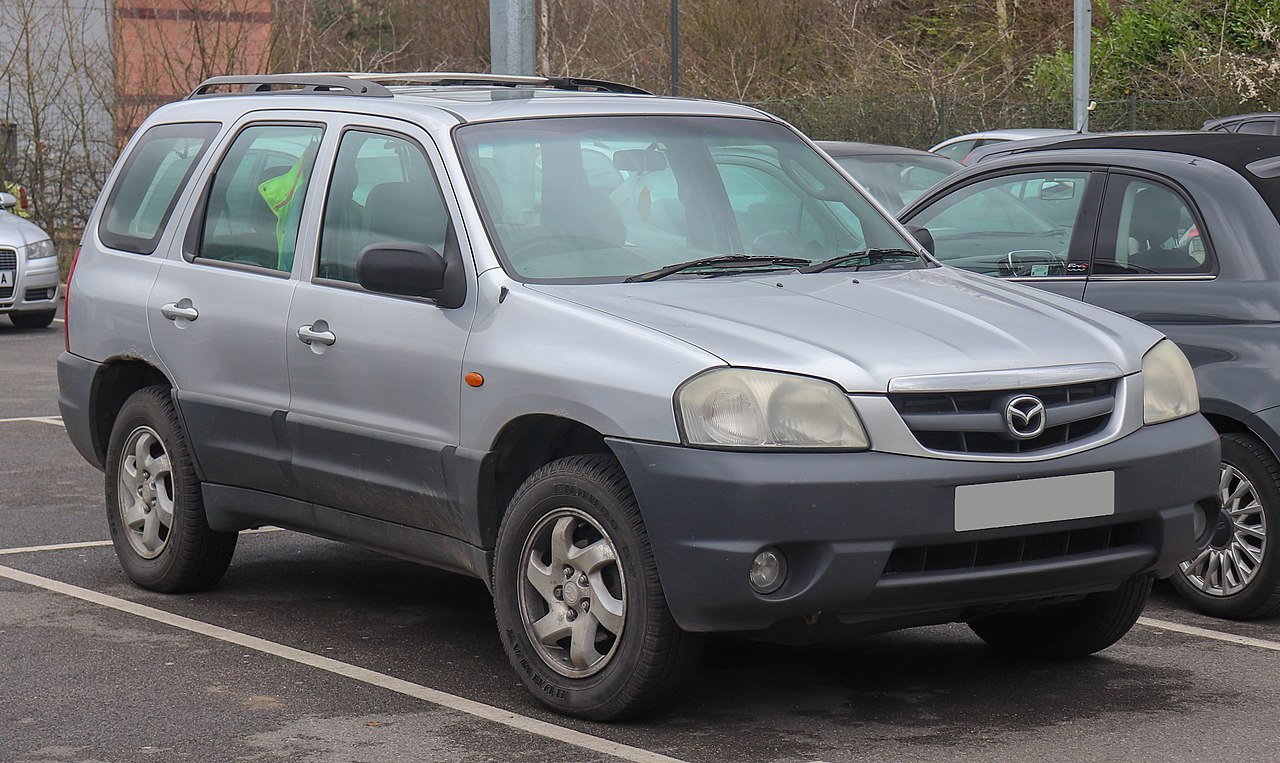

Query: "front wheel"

xmin=105 ymin=386 xmax=237 ymax=592
xmin=493 ymin=455 xmax=702 ymax=720
xmin=10 ymin=310 xmax=55 ymax=328
xmin=1170 ymin=433 xmax=1280 ymax=619
xmin=968 ymin=575 xmax=1151 ymax=659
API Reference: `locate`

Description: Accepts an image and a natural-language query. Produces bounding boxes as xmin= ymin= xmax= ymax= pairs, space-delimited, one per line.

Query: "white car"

xmin=0 ymin=191 xmax=59 ymax=328
xmin=931 ymin=129 xmax=1077 ymax=164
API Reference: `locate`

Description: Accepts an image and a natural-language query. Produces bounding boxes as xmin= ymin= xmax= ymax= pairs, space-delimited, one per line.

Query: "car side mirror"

xmin=906 ymin=225 xmax=935 ymax=256
xmin=0 ymin=192 xmax=17 ymax=211
xmin=357 ymin=243 xmax=458 ymax=305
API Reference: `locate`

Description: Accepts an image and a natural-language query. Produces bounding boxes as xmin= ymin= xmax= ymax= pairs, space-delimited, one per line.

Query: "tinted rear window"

xmin=100 ymin=122 xmax=221 ymax=254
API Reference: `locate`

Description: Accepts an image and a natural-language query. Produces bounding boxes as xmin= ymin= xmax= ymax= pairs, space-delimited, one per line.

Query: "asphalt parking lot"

xmin=3 ymin=308 xmax=1280 ymax=762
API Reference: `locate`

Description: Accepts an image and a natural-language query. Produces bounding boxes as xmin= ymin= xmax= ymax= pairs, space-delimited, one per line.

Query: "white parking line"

xmin=0 ymin=415 xmax=64 ymax=427
xmin=1138 ymin=616 xmax=1280 ymax=653
xmin=0 ymin=563 xmax=688 ymax=763
xmin=0 ymin=527 xmax=283 ymax=556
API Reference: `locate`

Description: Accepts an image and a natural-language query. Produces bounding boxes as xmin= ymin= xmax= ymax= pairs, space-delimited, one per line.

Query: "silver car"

xmin=58 ymin=73 xmax=1219 ymax=720
xmin=0 ymin=192 xmax=59 ymax=328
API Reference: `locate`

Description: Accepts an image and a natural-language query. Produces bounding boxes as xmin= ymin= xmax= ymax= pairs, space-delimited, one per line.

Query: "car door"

xmin=149 ymin=118 xmax=327 ymax=496
xmin=1081 ymin=171 xmax=1225 ymax=376
xmin=285 ymin=121 xmax=477 ymax=539
xmin=901 ymin=167 xmax=1103 ymax=301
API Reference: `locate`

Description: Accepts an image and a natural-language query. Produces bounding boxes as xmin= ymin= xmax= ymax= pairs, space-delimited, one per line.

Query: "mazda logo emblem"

xmin=1005 ymin=395 xmax=1046 ymax=439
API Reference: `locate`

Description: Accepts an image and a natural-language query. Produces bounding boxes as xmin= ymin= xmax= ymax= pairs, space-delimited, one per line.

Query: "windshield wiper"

xmin=800 ymin=248 xmax=923 ymax=274
xmin=625 ymin=255 xmax=809 ymax=283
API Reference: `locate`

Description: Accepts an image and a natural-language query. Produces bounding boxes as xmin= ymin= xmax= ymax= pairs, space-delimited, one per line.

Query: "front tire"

xmin=105 ymin=386 xmax=237 ymax=592
xmin=1171 ymin=433 xmax=1280 ymax=619
xmin=10 ymin=310 xmax=55 ymax=328
xmin=493 ymin=455 xmax=701 ymax=720
xmin=968 ymin=575 xmax=1151 ymax=659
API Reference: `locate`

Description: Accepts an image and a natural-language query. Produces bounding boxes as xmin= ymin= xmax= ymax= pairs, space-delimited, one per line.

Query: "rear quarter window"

xmin=99 ymin=122 xmax=221 ymax=254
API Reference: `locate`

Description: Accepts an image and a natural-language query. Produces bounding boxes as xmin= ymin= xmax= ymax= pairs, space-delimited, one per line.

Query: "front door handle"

xmin=296 ymin=324 xmax=336 ymax=346
xmin=160 ymin=301 xmax=199 ymax=321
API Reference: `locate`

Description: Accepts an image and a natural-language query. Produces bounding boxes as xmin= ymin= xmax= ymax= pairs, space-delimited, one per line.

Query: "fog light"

xmin=749 ymin=547 xmax=787 ymax=594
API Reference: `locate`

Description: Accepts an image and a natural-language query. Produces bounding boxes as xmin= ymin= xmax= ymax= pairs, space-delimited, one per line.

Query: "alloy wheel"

xmin=1179 ymin=462 xmax=1267 ymax=596
xmin=116 ymin=425 xmax=175 ymax=559
xmin=517 ymin=508 xmax=627 ymax=679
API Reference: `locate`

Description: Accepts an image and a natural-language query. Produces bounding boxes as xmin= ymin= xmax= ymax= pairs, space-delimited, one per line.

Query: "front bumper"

xmin=608 ymin=414 xmax=1219 ymax=633
xmin=1 ymin=255 xmax=59 ymax=314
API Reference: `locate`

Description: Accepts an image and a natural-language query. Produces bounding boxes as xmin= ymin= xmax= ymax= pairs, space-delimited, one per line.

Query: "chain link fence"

xmin=747 ymin=94 xmax=1254 ymax=148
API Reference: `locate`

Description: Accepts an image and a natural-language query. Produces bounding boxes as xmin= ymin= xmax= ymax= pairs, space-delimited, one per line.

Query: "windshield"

xmin=832 ymin=153 xmax=960 ymax=210
xmin=454 ymin=116 xmax=921 ymax=282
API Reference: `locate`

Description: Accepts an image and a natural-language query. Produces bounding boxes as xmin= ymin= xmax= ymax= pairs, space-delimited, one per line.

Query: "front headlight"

xmin=676 ymin=368 xmax=870 ymax=449
xmin=1143 ymin=339 xmax=1199 ymax=425
xmin=24 ymin=239 xmax=55 ymax=260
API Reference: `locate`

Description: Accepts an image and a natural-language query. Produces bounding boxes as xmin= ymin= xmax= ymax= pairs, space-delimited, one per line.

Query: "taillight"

xmin=64 ymin=246 xmax=80 ymax=352
xmin=19 ymin=186 xmax=28 ymax=210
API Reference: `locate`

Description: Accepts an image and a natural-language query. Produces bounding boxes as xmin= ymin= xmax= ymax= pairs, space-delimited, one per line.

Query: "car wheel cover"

xmin=517 ymin=507 xmax=627 ymax=679
xmin=116 ymin=425 xmax=176 ymax=560
xmin=1179 ymin=462 xmax=1267 ymax=597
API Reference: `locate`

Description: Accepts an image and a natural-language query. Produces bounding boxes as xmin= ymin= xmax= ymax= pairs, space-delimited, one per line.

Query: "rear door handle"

xmin=296 ymin=324 xmax=336 ymax=346
xmin=160 ymin=302 xmax=199 ymax=321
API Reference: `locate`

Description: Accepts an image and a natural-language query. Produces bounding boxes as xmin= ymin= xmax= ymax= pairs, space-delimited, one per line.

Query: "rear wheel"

xmin=10 ymin=310 xmax=55 ymax=328
xmin=105 ymin=386 xmax=237 ymax=592
xmin=1171 ymin=433 xmax=1280 ymax=619
xmin=493 ymin=454 xmax=702 ymax=720
xmin=968 ymin=575 xmax=1151 ymax=659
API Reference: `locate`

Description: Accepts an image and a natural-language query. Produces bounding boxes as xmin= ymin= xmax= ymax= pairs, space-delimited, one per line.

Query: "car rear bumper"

xmin=608 ymin=414 xmax=1219 ymax=633
xmin=58 ymin=351 xmax=105 ymax=470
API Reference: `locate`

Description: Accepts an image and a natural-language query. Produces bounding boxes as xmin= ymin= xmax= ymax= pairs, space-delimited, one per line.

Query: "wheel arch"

xmin=89 ymin=357 xmax=173 ymax=467
xmin=476 ymin=414 xmax=613 ymax=554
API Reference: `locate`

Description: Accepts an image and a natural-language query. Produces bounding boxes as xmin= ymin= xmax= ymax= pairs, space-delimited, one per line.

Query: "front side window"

xmin=1094 ymin=176 xmax=1213 ymax=275
xmin=100 ymin=122 xmax=220 ymax=254
xmin=455 ymin=116 xmax=916 ymax=282
xmin=908 ymin=170 xmax=1090 ymax=278
xmin=197 ymin=124 xmax=324 ymax=272
xmin=317 ymin=130 xmax=451 ymax=284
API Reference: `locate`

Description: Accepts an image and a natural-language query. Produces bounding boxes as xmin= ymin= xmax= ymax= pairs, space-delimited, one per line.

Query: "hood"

xmin=0 ymin=211 xmax=51 ymax=248
xmin=527 ymin=268 xmax=1162 ymax=393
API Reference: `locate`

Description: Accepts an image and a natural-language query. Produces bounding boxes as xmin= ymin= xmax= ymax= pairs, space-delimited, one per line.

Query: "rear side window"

xmin=1094 ymin=176 xmax=1214 ymax=275
xmin=197 ymin=124 xmax=324 ymax=273
xmin=99 ymin=122 xmax=220 ymax=254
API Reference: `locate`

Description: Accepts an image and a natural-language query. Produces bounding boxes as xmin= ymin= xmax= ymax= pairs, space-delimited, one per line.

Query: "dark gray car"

xmin=900 ymin=132 xmax=1280 ymax=619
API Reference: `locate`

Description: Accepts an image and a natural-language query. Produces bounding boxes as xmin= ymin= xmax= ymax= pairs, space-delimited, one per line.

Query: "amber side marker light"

xmin=464 ymin=372 xmax=484 ymax=387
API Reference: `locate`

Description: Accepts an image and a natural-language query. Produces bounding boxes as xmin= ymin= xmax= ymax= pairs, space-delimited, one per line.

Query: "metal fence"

xmin=747 ymin=94 xmax=1254 ymax=149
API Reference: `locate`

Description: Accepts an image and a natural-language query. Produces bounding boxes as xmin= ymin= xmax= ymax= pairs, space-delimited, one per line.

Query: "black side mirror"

xmin=357 ymin=243 xmax=454 ymax=302
xmin=906 ymin=225 xmax=935 ymax=256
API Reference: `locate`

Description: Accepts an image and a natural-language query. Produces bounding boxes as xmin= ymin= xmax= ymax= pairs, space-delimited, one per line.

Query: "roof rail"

xmin=187 ymin=74 xmax=393 ymax=100
xmin=336 ymin=72 xmax=652 ymax=95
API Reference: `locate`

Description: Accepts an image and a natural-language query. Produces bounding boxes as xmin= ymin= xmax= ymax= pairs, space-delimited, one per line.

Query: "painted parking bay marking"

xmin=0 ymin=415 xmax=64 ymax=427
xmin=0 ymin=528 xmax=283 ymax=556
xmin=0 ymin=564 xmax=688 ymax=763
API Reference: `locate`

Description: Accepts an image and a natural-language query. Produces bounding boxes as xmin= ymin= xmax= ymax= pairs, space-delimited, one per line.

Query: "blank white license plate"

xmin=954 ymin=471 xmax=1115 ymax=532
xmin=0 ymin=271 xmax=12 ymax=288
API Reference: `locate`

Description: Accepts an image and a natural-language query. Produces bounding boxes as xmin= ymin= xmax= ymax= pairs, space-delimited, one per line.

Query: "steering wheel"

xmin=998 ymin=250 xmax=1068 ymax=278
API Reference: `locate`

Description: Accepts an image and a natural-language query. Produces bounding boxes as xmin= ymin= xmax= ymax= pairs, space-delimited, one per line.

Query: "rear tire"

xmin=1170 ymin=433 xmax=1280 ymax=619
xmin=968 ymin=575 xmax=1151 ymax=659
xmin=105 ymin=386 xmax=237 ymax=592
xmin=10 ymin=310 xmax=55 ymax=328
xmin=493 ymin=454 xmax=702 ymax=720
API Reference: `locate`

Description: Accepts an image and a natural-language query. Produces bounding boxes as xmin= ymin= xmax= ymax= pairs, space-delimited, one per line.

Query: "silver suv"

xmin=0 ymin=192 xmax=59 ymax=328
xmin=58 ymin=73 xmax=1219 ymax=720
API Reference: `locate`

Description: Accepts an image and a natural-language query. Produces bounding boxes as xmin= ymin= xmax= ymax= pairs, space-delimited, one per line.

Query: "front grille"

xmin=889 ymin=379 xmax=1116 ymax=455
xmin=883 ymin=522 xmax=1141 ymax=576
xmin=0 ymin=248 xmax=14 ymax=301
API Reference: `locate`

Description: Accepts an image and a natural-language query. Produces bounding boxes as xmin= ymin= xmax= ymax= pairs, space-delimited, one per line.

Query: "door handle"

xmin=296 ymin=324 xmax=336 ymax=346
xmin=160 ymin=302 xmax=199 ymax=321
